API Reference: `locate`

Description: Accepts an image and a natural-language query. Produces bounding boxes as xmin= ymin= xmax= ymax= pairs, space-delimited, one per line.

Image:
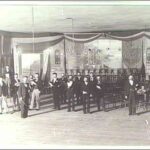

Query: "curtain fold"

xmin=64 ymin=33 xmax=104 ymax=43
xmin=11 ymin=31 xmax=150 ymax=54
xmin=16 ymin=37 xmax=64 ymax=53
xmin=41 ymin=50 xmax=50 ymax=80
xmin=12 ymin=35 xmax=63 ymax=44
xmin=122 ymin=38 xmax=143 ymax=68
xmin=105 ymin=32 xmax=150 ymax=41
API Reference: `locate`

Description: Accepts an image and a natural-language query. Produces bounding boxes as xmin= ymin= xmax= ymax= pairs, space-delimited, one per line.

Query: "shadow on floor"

xmin=29 ymin=109 xmax=56 ymax=117
xmin=136 ymin=110 xmax=150 ymax=115
xmin=40 ymin=99 xmax=53 ymax=106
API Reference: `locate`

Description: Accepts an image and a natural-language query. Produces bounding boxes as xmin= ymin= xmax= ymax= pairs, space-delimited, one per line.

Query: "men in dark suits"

xmin=66 ymin=75 xmax=75 ymax=112
xmin=49 ymin=73 xmax=61 ymax=110
xmin=74 ymin=72 xmax=83 ymax=105
xmin=60 ymin=73 xmax=67 ymax=104
xmin=11 ymin=73 xmax=20 ymax=111
xmin=95 ymin=76 xmax=104 ymax=111
xmin=124 ymin=75 xmax=137 ymax=115
xmin=0 ymin=76 xmax=9 ymax=114
xmin=18 ymin=76 xmax=30 ymax=118
xmin=29 ymin=73 xmax=41 ymax=110
xmin=81 ymin=76 xmax=90 ymax=114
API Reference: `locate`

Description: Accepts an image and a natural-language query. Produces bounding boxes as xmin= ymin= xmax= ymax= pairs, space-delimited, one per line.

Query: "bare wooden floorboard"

xmin=0 ymin=94 xmax=150 ymax=148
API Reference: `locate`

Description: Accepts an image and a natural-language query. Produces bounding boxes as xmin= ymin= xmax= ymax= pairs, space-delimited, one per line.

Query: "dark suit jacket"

xmin=81 ymin=82 xmax=90 ymax=95
xmin=0 ymin=81 xmax=7 ymax=97
xmin=4 ymin=69 xmax=13 ymax=80
xmin=60 ymin=77 xmax=68 ymax=92
xmin=32 ymin=79 xmax=42 ymax=91
xmin=73 ymin=77 xmax=83 ymax=94
xmin=18 ymin=83 xmax=30 ymax=102
xmin=124 ymin=80 xmax=137 ymax=97
xmin=11 ymin=78 xmax=20 ymax=93
xmin=51 ymin=78 xmax=61 ymax=94
xmin=66 ymin=80 xmax=74 ymax=99
xmin=89 ymin=77 xmax=97 ymax=95
xmin=95 ymin=80 xmax=104 ymax=97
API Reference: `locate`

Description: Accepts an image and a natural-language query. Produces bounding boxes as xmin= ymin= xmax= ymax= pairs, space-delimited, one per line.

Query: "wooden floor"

xmin=0 ymin=94 xmax=150 ymax=148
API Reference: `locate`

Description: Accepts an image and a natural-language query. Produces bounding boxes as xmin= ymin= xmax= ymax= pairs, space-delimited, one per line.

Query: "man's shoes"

xmin=10 ymin=111 xmax=14 ymax=114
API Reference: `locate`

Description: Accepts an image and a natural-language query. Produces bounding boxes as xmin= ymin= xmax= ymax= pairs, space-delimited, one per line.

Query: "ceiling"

xmin=0 ymin=5 xmax=150 ymax=33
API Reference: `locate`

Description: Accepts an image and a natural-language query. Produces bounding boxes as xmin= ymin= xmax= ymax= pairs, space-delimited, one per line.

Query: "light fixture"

xmin=32 ymin=6 xmax=35 ymax=53
xmin=66 ymin=17 xmax=74 ymax=54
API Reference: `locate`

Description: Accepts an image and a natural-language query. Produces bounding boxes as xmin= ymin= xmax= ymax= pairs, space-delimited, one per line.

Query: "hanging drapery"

xmin=13 ymin=37 xmax=64 ymax=53
xmin=12 ymin=35 xmax=63 ymax=44
xmin=122 ymin=38 xmax=143 ymax=68
xmin=11 ymin=32 xmax=150 ymax=53
xmin=105 ymin=32 xmax=150 ymax=41
xmin=64 ymin=33 xmax=104 ymax=43
xmin=41 ymin=49 xmax=50 ymax=80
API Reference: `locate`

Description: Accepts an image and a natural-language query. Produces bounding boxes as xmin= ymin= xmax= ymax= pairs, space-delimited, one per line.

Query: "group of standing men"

xmin=49 ymin=72 xmax=104 ymax=114
xmin=50 ymin=72 xmax=150 ymax=116
xmin=0 ymin=66 xmax=148 ymax=118
xmin=0 ymin=66 xmax=42 ymax=118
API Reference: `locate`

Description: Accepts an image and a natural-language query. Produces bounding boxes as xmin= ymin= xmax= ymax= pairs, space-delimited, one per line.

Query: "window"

xmin=55 ymin=49 xmax=61 ymax=64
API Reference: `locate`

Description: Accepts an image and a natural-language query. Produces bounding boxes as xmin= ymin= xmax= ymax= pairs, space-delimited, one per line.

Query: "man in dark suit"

xmin=124 ymin=75 xmax=137 ymax=115
xmin=0 ymin=76 xmax=9 ymax=114
xmin=11 ymin=73 xmax=20 ymax=111
xmin=81 ymin=76 xmax=90 ymax=114
xmin=3 ymin=66 xmax=13 ymax=79
xmin=49 ymin=73 xmax=61 ymax=110
xmin=74 ymin=72 xmax=83 ymax=105
xmin=89 ymin=71 xmax=97 ymax=103
xmin=4 ymin=66 xmax=12 ymax=98
xmin=95 ymin=76 xmax=104 ymax=111
xmin=18 ymin=76 xmax=30 ymax=118
xmin=60 ymin=73 xmax=67 ymax=104
xmin=66 ymin=75 xmax=75 ymax=112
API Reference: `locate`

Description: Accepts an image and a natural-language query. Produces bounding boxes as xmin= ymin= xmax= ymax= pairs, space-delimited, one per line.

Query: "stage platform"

xmin=0 ymin=94 xmax=150 ymax=148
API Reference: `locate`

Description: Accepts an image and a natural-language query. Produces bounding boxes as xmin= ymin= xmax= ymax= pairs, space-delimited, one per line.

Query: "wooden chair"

xmin=136 ymin=94 xmax=147 ymax=112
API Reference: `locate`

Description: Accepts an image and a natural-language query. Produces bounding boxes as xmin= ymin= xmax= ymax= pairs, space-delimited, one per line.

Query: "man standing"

xmin=95 ymin=76 xmax=104 ymax=111
xmin=124 ymin=75 xmax=137 ymax=115
xmin=89 ymin=71 xmax=96 ymax=103
xmin=0 ymin=76 xmax=9 ymax=114
xmin=66 ymin=75 xmax=74 ymax=112
xmin=81 ymin=76 xmax=90 ymax=114
xmin=4 ymin=66 xmax=13 ymax=97
xmin=18 ymin=76 xmax=30 ymax=118
xmin=12 ymin=73 xmax=20 ymax=111
xmin=60 ymin=73 xmax=67 ymax=104
xmin=74 ymin=72 xmax=83 ymax=105
xmin=28 ymin=75 xmax=34 ymax=105
xmin=30 ymin=73 xmax=41 ymax=110
xmin=49 ymin=73 xmax=61 ymax=110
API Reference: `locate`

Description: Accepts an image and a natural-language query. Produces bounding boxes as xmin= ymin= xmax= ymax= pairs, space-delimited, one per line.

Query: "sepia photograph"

xmin=0 ymin=0 xmax=150 ymax=149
